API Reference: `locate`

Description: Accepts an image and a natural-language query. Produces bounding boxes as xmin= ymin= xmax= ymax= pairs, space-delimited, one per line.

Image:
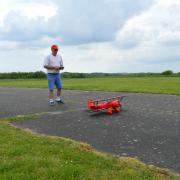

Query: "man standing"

xmin=44 ymin=44 xmax=64 ymax=106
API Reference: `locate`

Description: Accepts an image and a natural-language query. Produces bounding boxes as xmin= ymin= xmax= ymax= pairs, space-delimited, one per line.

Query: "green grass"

xmin=0 ymin=76 xmax=180 ymax=95
xmin=0 ymin=116 xmax=179 ymax=180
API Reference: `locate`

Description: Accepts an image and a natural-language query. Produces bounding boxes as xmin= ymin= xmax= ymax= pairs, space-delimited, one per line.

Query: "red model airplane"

xmin=87 ymin=96 xmax=125 ymax=115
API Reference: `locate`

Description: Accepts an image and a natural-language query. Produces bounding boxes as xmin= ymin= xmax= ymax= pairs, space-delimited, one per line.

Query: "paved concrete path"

xmin=0 ymin=87 xmax=180 ymax=173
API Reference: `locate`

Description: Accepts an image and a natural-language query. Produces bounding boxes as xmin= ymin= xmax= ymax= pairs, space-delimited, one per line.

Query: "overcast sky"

xmin=0 ymin=0 xmax=180 ymax=73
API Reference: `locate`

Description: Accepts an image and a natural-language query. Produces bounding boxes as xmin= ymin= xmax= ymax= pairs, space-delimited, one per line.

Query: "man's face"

xmin=51 ymin=48 xmax=58 ymax=56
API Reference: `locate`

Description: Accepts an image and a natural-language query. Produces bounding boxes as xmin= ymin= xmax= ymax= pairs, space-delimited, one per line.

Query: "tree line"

xmin=0 ymin=70 xmax=179 ymax=79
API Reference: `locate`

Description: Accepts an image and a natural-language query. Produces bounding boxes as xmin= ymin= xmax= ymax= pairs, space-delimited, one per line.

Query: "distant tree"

xmin=0 ymin=71 xmax=46 ymax=79
xmin=161 ymin=70 xmax=173 ymax=76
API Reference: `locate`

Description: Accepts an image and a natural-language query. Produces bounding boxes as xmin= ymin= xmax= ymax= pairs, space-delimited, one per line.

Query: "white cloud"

xmin=0 ymin=0 xmax=153 ymax=46
xmin=0 ymin=0 xmax=56 ymax=26
xmin=116 ymin=0 xmax=180 ymax=48
xmin=15 ymin=2 xmax=57 ymax=21
xmin=114 ymin=0 xmax=180 ymax=72
xmin=62 ymin=43 xmax=124 ymax=73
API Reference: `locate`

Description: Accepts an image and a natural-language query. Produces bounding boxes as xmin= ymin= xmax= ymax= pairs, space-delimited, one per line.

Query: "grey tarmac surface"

xmin=0 ymin=87 xmax=180 ymax=173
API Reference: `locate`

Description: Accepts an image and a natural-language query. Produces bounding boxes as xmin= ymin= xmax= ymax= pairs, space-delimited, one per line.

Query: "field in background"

xmin=0 ymin=76 xmax=180 ymax=95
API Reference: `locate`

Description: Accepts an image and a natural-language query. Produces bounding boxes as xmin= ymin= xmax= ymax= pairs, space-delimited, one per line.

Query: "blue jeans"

xmin=47 ymin=73 xmax=62 ymax=91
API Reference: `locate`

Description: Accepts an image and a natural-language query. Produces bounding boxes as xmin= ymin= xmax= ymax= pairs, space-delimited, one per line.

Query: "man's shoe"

xmin=56 ymin=99 xmax=64 ymax=104
xmin=49 ymin=100 xmax=55 ymax=106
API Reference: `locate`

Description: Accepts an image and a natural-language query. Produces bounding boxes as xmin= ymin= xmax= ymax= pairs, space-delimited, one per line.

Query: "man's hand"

xmin=44 ymin=65 xmax=63 ymax=71
xmin=44 ymin=65 xmax=58 ymax=70
xmin=60 ymin=66 xmax=64 ymax=70
xmin=54 ymin=66 xmax=60 ymax=71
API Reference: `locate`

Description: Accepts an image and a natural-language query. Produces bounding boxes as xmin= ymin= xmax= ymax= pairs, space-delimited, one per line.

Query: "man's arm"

xmin=59 ymin=55 xmax=64 ymax=70
xmin=44 ymin=65 xmax=60 ymax=71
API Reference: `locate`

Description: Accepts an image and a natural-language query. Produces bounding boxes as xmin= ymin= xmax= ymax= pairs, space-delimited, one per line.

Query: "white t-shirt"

xmin=44 ymin=54 xmax=63 ymax=73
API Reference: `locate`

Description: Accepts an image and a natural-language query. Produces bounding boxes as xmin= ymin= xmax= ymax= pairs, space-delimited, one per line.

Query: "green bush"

xmin=161 ymin=70 xmax=173 ymax=76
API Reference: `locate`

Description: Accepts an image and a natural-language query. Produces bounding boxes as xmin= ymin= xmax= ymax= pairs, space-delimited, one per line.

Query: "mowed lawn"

xmin=0 ymin=77 xmax=180 ymax=179
xmin=0 ymin=76 xmax=180 ymax=95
